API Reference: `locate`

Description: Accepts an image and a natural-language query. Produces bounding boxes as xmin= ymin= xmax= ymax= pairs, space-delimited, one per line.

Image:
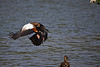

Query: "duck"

xmin=60 ymin=55 xmax=70 ymax=67
xmin=9 ymin=22 xmax=48 ymax=46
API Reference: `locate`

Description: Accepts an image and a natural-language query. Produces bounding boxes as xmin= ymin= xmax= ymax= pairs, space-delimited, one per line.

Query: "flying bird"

xmin=9 ymin=22 xmax=48 ymax=46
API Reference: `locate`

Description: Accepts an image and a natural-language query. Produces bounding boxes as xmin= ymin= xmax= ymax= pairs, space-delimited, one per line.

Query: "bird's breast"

xmin=21 ymin=23 xmax=34 ymax=31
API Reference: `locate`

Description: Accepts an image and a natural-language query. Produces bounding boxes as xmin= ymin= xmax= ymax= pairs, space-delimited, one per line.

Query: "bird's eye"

xmin=34 ymin=25 xmax=37 ymax=27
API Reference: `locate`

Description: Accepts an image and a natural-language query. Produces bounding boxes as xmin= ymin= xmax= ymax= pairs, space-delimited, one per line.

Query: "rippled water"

xmin=0 ymin=0 xmax=100 ymax=67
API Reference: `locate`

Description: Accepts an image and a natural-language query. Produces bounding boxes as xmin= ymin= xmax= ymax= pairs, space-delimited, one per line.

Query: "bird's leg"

xmin=36 ymin=34 xmax=40 ymax=39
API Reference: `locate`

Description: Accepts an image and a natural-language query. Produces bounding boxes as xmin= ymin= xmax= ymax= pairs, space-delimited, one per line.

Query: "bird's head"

xmin=64 ymin=55 xmax=69 ymax=59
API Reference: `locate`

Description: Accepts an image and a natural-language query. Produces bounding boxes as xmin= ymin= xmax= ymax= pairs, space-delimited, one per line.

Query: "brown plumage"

xmin=60 ymin=55 xmax=70 ymax=67
xmin=9 ymin=22 xmax=48 ymax=46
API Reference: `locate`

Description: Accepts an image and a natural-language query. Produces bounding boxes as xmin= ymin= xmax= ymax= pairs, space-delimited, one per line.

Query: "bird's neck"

xmin=64 ymin=57 xmax=68 ymax=63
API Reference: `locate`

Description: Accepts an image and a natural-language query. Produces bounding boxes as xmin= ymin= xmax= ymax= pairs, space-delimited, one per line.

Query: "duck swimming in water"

xmin=9 ymin=22 xmax=48 ymax=46
xmin=60 ymin=55 xmax=70 ymax=67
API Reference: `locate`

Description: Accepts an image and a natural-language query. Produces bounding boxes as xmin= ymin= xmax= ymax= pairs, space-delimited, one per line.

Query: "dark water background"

xmin=0 ymin=0 xmax=100 ymax=67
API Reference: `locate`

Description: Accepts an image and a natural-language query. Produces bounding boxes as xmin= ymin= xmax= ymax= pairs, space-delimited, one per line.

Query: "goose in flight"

xmin=9 ymin=22 xmax=48 ymax=46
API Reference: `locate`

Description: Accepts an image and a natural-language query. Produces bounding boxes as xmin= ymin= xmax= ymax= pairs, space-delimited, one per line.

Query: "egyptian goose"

xmin=60 ymin=55 xmax=70 ymax=67
xmin=9 ymin=22 xmax=48 ymax=46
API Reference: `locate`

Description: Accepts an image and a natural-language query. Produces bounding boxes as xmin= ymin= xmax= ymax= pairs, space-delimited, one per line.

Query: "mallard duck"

xmin=60 ymin=55 xmax=70 ymax=67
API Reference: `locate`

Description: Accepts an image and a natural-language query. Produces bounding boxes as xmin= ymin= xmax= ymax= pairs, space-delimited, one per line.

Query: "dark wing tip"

xmin=8 ymin=32 xmax=20 ymax=40
xmin=44 ymin=32 xmax=48 ymax=41
xmin=8 ymin=32 xmax=16 ymax=40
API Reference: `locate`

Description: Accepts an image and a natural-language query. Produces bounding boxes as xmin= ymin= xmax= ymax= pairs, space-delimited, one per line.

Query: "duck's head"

xmin=64 ymin=55 xmax=69 ymax=60
xmin=31 ymin=22 xmax=49 ymax=33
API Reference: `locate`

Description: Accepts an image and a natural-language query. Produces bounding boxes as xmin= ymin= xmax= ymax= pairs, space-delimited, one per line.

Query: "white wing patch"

xmin=21 ymin=23 xmax=34 ymax=31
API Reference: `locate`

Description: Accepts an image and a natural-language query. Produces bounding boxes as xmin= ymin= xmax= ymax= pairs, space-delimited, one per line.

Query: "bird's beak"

xmin=33 ymin=27 xmax=38 ymax=32
xmin=44 ymin=29 xmax=49 ymax=32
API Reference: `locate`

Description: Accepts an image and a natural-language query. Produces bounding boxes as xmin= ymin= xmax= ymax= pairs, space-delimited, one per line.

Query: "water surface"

xmin=0 ymin=0 xmax=100 ymax=67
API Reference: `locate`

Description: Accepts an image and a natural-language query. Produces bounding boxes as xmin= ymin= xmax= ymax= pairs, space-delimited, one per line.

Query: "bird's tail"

xmin=9 ymin=31 xmax=21 ymax=40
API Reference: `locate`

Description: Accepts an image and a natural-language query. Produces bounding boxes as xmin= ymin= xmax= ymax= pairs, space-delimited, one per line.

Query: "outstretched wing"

xmin=29 ymin=31 xmax=48 ymax=46
xmin=29 ymin=32 xmax=43 ymax=46
xmin=9 ymin=29 xmax=34 ymax=40
xmin=9 ymin=23 xmax=37 ymax=40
